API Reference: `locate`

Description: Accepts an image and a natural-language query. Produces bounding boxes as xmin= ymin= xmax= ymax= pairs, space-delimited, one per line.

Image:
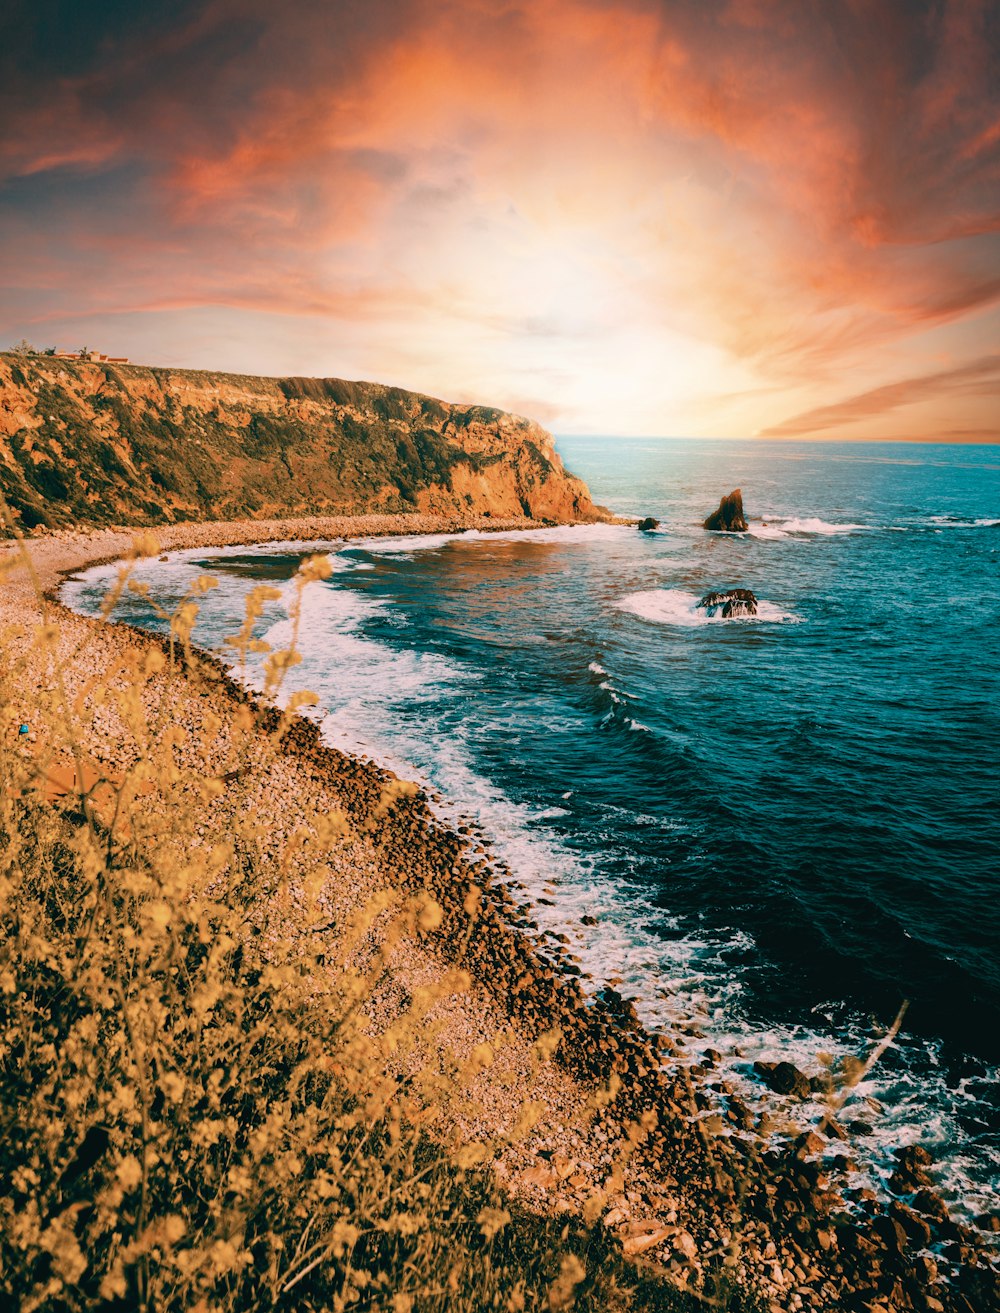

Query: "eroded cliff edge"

xmin=0 ymin=354 xmax=601 ymax=531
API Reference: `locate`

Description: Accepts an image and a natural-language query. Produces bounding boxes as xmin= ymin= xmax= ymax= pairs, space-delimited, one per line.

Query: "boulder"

xmin=698 ymin=588 xmax=758 ymax=618
xmin=704 ymin=489 xmax=748 ymax=532
xmin=637 ymin=516 xmax=660 ymax=531
xmin=754 ymin=1059 xmax=813 ymax=1100
xmin=597 ymin=986 xmax=642 ymax=1030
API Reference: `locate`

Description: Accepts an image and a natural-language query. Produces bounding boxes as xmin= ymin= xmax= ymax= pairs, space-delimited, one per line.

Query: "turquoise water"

xmin=63 ymin=436 xmax=1000 ymax=1219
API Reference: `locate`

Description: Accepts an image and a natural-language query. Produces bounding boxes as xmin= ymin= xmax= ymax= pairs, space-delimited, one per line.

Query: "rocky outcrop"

xmin=0 ymin=354 xmax=601 ymax=532
xmin=703 ymin=488 xmax=748 ymax=532
xmin=637 ymin=516 xmax=660 ymax=531
xmin=698 ymin=588 xmax=758 ymax=618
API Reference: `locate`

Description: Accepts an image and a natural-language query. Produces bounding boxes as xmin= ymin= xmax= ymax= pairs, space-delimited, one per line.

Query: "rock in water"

xmin=637 ymin=516 xmax=660 ymax=531
xmin=753 ymin=1060 xmax=813 ymax=1100
xmin=698 ymin=588 xmax=758 ymax=618
xmin=704 ymin=488 xmax=748 ymax=531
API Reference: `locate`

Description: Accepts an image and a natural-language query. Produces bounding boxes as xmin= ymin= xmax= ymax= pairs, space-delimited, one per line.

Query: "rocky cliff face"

xmin=0 ymin=355 xmax=600 ymax=531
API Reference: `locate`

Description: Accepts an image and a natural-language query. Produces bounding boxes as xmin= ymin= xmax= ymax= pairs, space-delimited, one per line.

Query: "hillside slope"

xmin=0 ymin=354 xmax=600 ymax=530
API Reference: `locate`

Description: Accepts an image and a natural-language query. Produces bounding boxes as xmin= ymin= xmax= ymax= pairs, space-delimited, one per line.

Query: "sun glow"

xmin=1 ymin=0 xmax=997 ymax=439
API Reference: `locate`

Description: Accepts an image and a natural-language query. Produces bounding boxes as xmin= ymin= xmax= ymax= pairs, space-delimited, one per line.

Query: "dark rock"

xmin=889 ymin=1145 xmax=935 ymax=1194
xmin=795 ymin=1130 xmax=827 ymax=1159
xmin=754 ymin=1060 xmax=813 ymax=1100
xmin=698 ymin=588 xmax=758 ymax=618
xmin=890 ymin=1201 xmax=932 ymax=1247
xmin=872 ymin=1213 xmax=909 ymax=1257
xmin=703 ymin=488 xmax=748 ymax=532
xmin=895 ymin=1144 xmax=933 ymax=1170
xmin=637 ymin=516 xmax=660 ymax=531
xmin=597 ymin=986 xmax=642 ymax=1030
xmin=911 ymin=1188 xmax=950 ymax=1223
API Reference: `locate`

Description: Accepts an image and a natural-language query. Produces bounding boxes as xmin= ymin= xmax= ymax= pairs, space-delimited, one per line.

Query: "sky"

xmin=1 ymin=0 xmax=999 ymax=441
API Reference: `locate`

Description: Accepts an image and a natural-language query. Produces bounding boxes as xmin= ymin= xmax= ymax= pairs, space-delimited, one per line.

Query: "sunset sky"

xmin=2 ymin=0 xmax=999 ymax=441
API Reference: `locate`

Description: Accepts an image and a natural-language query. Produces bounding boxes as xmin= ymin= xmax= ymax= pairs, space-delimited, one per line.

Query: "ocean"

xmin=63 ymin=435 xmax=1000 ymax=1222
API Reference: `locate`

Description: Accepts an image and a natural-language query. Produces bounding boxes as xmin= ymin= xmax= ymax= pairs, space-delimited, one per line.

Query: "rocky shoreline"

xmin=2 ymin=514 xmax=997 ymax=1313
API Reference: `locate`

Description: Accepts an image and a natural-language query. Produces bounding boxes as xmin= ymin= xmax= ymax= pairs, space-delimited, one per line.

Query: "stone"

xmin=754 ymin=1060 xmax=813 ymax=1100
xmin=891 ymin=1201 xmax=932 ymax=1247
xmin=637 ymin=516 xmax=660 ymax=531
xmin=552 ymin=1152 xmax=578 ymax=1180
xmin=520 ymin=1162 xmax=559 ymax=1189
xmin=911 ymin=1188 xmax=950 ymax=1222
xmin=698 ymin=588 xmax=758 ymax=618
xmin=703 ymin=488 xmax=748 ymax=532
xmin=620 ymin=1221 xmax=674 ymax=1256
xmin=795 ymin=1131 xmax=827 ymax=1159
xmin=672 ymin=1229 xmax=698 ymax=1261
xmin=597 ymin=986 xmax=642 ymax=1030
xmin=889 ymin=1145 xmax=934 ymax=1193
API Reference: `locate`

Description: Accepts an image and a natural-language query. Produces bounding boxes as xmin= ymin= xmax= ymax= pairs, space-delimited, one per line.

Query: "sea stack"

xmin=704 ymin=489 xmax=748 ymax=532
xmin=637 ymin=516 xmax=660 ymax=531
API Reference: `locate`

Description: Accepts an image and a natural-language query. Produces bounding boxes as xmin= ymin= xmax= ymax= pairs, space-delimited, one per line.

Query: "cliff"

xmin=0 ymin=354 xmax=600 ymax=531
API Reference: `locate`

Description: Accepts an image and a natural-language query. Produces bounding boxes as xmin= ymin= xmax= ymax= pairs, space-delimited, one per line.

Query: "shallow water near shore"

xmin=63 ymin=436 xmax=1000 ymax=1222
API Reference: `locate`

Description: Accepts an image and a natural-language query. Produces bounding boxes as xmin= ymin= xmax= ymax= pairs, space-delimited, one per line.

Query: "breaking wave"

xmin=614 ymin=588 xmax=799 ymax=627
xmin=748 ymin=517 xmax=870 ymax=539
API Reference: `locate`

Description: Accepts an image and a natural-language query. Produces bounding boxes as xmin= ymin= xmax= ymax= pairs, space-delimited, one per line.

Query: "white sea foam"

xmin=748 ymin=517 xmax=869 ymax=539
xmin=615 ymin=588 xmax=798 ymax=627
xmin=347 ymin=532 xmax=459 ymax=555
xmin=348 ymin=522 xmax=632 ymax=557
xmin=748 ymin=514 xmax=1000 ymax=539
xmin=588 ymin=660 xmax=608 ymax=676
xmin=468 ymin=523 xmax=632 ymax=546
xmin=261 ymin=575 xmax=469 ymax=745
xmin=926 ymin=515 xmax=1000 ymax=530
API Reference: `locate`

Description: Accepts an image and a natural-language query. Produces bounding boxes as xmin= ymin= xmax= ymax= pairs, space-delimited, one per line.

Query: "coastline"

xmin=3 ymin=514 xmax=997 ymax=1313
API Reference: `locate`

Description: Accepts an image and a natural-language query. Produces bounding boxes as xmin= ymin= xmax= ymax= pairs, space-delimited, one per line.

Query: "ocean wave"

xmin=926 ymin=515 xmax=1000 ymax=530
xmin=347 ymin=532 xmax=459 ymax=555
xmin=719 ymin=1019 xmax=1000 ymax=1226
xmin=748 ymin=517 xmax=869 ymax=539
xmin=477 ymin=523 xmax=632 ymax=545
xmin=350 ymin=523 xmax=633 ymax=557
xmin=261 ymin=574 xmax=469 ymax=727
xmin=615 ymin=588 xmax=798 ymax=627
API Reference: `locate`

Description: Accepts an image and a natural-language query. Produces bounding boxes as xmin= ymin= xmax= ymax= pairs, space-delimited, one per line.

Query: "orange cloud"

xmin=1 ymin=0 xmax=998 ymax=436
xmin=762 ymin=354 xmax=1000 ymax=439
